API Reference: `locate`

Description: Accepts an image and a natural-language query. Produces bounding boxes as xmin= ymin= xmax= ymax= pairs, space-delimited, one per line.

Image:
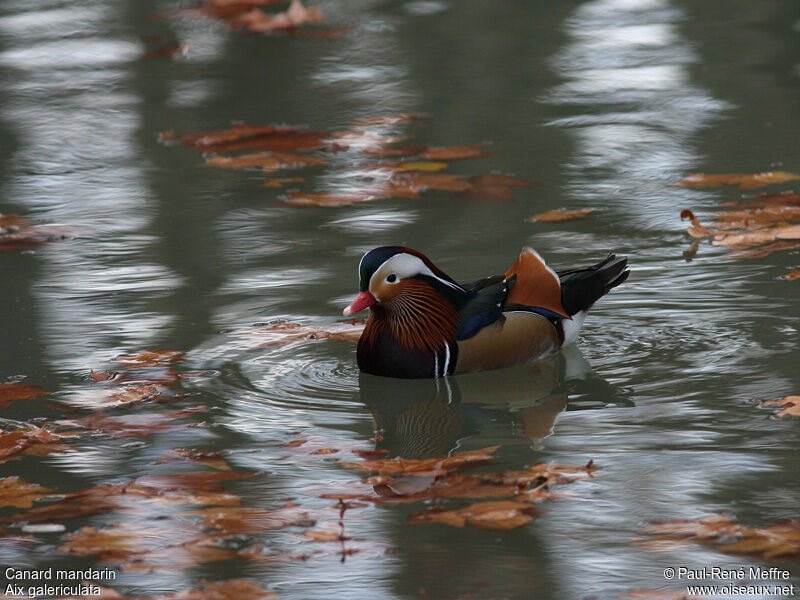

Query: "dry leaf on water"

xmin=0 ymin=477 xmax=54 ymax=508
xmin=761 ymin=395 xmax=800 ymax=418
xmin=781 ymin=269 xmax=800 ymax=281
xmin=232 ymin=0 xmax=324 ymax=33
xmin=0 ymin=427 xmax=65 ymax=461
xmin=60 ymin=523 xmax=237 ymax=572
xmin=57 ymin=405 xmax=206 ymax=438
xmin=527 ymin=208 xmax=594 ymax=223
xmin=678 ymin=171 xmax=800 ymax=191
xmin=202 ymin=151 xmax=326 ymax=171
xmin=241 ymin=321 xmax=364 ymax=346
xmin=458 ymin=174 xmax=536 ymax=203
xmin=156 ymin=448 xmax=232 ymax=471
xmin=0 ymin=382 xmax=52 ymax=409
xmin=419 ymin=144 xmax=488 ymax=161
xmin=638 ymin=514 xmax=800 ymax=560
xmin=114 ymin=350 xmax=183 ymax=368
xmin=338 ymin=445 xmax=500 ymax=475
xmin=187 ymin=504 xmax=315 ymax=534
xmin=0 ymin=214 xmax=70 ymax=251
xmin=2 ymin=472 xmax=255 ymax=524
xmin=410 ymin=500 xmax=539 ymax=530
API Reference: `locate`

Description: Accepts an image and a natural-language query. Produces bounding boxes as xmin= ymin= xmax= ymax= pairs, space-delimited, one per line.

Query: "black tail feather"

xmin=558 ymin=254 xmax=629 ymax=316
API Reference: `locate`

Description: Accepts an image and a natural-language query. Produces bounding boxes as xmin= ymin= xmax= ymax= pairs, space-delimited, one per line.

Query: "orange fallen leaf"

xmin=259 ymin=176 xmax=306 ymax=188
xmin=283 ymin=192 xmax=373 ymax=207
xmin=0 ymin=214 xmax=70 ymax=251
xmin=761 ymin=395 xmax=800 ymax=418
xmin=419 ymin=144 xmax=487 ymax=161
xmin=410 ymin=500 xmax=539 ymax=530
xmin=730 ymin=240 xmax=800 ymax=259
xmin=167 ymin=580 xmax=278 ymax=600
xmin=60 ymin=523 xmax=237 ymax=572
xmin=0 ymin=477 xmax=54 ymax=508
xmin=58 ymin=405 xmax=206 ymax=438
xmin=639 ymin=514 xmax=800 ymax=560
xmin=781 ymin=269 xmax=800 ymax=281
xmin=679 ymin=171 xmax=800 ymax=191
xmin=156 ymin=448 xmax=232 ymax=471
xmin=527 ymin=208 xmax=594 ymax=223
xmin=2 ymin=472 xmax=253 ymax=524
xmin=0 ymin=427 xmax=65 ymax=461
xmin=242 ymin=321 xmax=364 ymax=345
xmin=188 ymin=505 xmax=315 ymax=534
xmin=0 ymin=382 xmax=52 ymax=409
xmin=236 ymin=0 xmax=324 ymax=32
xmin=202 ymin=151 xmax=326 ymax=171
xmin=680 ymin=209 xmax=714 ymax=238
xmin=114 ymin=350 xmax=183 ymax=368
xmin=339 ymin=445 xmax=500 ymax=475
xmin=458 ymin=174 xmax=536 ymax=202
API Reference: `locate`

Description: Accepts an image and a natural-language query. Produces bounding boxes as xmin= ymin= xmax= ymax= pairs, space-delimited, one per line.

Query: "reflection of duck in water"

xmin=343 ymin=246 xmax=628 ymax=379
xmin=360 ymin=345 xmax=629 ymax=458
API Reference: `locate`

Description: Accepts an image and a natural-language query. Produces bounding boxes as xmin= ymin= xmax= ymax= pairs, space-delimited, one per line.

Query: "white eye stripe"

xmin=369 ymin=253 xmax=461 ymax=293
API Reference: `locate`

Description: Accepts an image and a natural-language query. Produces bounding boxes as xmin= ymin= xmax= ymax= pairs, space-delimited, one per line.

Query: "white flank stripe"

xmin=442 ymin=340 xmax=451 ymax=376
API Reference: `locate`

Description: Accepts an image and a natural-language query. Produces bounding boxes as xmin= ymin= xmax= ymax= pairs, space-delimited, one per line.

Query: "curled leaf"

xmin=528 ymin=208 xmax=594 ymax=223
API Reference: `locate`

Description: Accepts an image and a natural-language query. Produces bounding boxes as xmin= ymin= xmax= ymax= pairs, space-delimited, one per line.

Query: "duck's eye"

xmin=386 ymin=273 xmax=398 ymax=283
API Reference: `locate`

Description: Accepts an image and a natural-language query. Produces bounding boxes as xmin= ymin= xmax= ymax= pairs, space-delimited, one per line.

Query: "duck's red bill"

xmin=343 ymin=291 xmax=376 ymax=316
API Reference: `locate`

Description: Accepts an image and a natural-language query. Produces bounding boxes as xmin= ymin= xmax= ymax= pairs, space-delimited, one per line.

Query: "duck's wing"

xmin=455 ymin=275 xmax=512 ymax=341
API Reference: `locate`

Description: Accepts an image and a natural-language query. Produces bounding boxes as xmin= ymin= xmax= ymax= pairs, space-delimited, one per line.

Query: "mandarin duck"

xmin=343 ymin=246 xmax=629 ymax=379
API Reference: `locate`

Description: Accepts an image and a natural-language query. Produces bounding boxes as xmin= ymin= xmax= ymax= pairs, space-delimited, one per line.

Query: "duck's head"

xmin=343 ymin=246 xmax=463 ymax=316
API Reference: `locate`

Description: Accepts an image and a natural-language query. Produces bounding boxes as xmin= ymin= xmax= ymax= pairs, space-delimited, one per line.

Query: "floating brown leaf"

xmin=60 ymin=523 xmax=237 ymax=572
xmin=259 ymin=176 xmax=306 ymax=188
xmin=171 ymin=125 xmax=328 ymax=154
xmin=761 ymin=395 xmax=800 ymax=418
xmin=0 ymin=427 xmax=65 ymax=461
xmin=419 ymin=144 xmax=487 ymax=161
xmin=782 ymin=269 xmax=800 ymax=281
xmin=730 ymin=240 xmax=800 ymax=259
xmin=0 ymin=382 xmax=52 ymax=409
xmin=114 ymin=350 xmax=183 ymax=368
xmin=527 ymin=208 xmax=594 ymax=223
xmin=156 ymin=448 xmax=232 ymax=471
xmin=459 ymin=174 xmax=536 ymax=202
xmin=283 ymin=192 xmax=371 ymax=207
xmin=58 ymin=405 xmax=206 ymax=438
xmin=640 ymin=514 xmax=800 ymax=560
xmin=0 ymin=214 xmax=69 ymax=251
xmin=188 ymin=504 xmax=315 ymax=534
xmin=235 ymin=0 xmax=324 ymax=32
xmin=410 ymin=500 xmax=539 ymax=530
xmin=168 ymin=580 xmax=277 ymax=600
xmin=679 ymin=171 xmax=800 ymax=191
xmin=0 ymin=477 xmax=54 ymax=508
xmin=202 ymin=151 xmax=326 ymax=171
xmin=679 ymin=209 xmax=714 ymax=238
xmin=5 ymin=472 xmax=254 ymax=524
xmin=361 ymin=144 xmax=425 ymax=158
xmin=242 ymin=321 xmax=364 ymax=345
xmin=339 ymin=445 xmax=500 ymax=475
